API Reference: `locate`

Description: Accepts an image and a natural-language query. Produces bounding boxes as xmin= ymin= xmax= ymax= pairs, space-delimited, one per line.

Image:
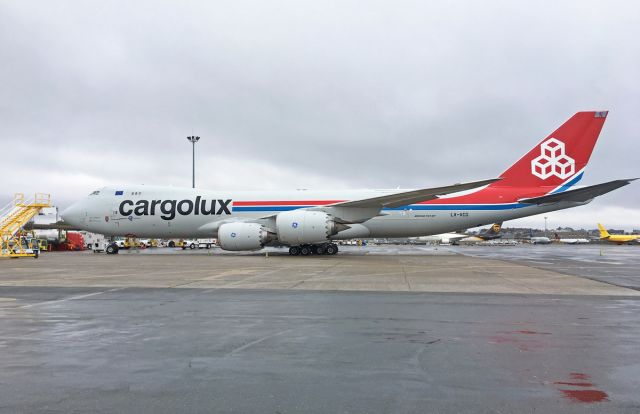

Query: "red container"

xmin=65 ymin=232 xmax=85 ymax=251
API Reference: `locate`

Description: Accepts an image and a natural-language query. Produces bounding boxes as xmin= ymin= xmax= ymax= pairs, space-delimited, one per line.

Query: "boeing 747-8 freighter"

xmin=62 ymin=111 xmax=635 ymax=255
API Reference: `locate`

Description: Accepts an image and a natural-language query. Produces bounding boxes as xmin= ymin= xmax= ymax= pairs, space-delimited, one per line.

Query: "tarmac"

xmin=449 ymin=243 xmax=640 ymax=290
xmin=1 ymin=245 xmax=639 ymax=413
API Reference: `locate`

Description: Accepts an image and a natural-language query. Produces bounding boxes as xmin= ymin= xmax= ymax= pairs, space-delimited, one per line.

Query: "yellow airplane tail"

xmin=597 ymin=223 xmax=610 ymax=239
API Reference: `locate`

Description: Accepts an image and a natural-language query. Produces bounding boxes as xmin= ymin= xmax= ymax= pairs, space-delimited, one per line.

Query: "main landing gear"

xmin=289 ymin=243 xmax=339 ymax=256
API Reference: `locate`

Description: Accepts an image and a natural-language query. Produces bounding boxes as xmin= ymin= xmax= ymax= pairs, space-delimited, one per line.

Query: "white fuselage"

xmin=62 ymin=185 xmax=586 ymax=241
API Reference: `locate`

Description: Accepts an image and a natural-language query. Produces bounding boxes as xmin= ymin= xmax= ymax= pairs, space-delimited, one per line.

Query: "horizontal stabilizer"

xmin=333 ymin=178 xmax=500 ymax=209
xmin=519 ymin=179 xmax=637 ymax=205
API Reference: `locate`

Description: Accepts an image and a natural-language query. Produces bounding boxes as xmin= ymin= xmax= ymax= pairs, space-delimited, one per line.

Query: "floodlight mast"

xmin=187 ymin=135 xmax=200 ymax=188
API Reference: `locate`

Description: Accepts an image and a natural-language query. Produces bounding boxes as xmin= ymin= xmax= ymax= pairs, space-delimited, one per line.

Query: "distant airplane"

xmin=460 ymin=222 xmax=503 ymax=243
xmin=414 ymin=232 xmax=468 ymax=245
xmin=415 ymin=222 xmax=503 ymax=244
xmin=555 ymin=236 xmax=590 ymax=244
xmin=530 ymin=236 xmax=552 ymax=245
xmin=597 ymin=223 xmax=640 ymax=244
xmin=62 ymin=111 xmax=636 ymax=255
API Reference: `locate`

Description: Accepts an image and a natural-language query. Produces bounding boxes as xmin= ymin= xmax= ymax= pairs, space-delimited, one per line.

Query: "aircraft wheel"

xmin=289 ymin=246 xmax=301 ymax=256
xmin=168 ymin=241 xmax=175 ymax=248
xmin=326 ymin=244 xmax=338 ymax=255
xmin=106 ymin=244 xmax=119 ymax=255
xmin=300 ymin=245 xmax=311 ymax=256
xmin=315 ymin=244 xmax=326 ymax=255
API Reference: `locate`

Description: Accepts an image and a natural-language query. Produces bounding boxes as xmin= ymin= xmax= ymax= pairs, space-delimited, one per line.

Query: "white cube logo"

xmin=531 ymin=138 xmax=575 ymax=180
xmin=542 ymin=139 xmax=563 ymax=159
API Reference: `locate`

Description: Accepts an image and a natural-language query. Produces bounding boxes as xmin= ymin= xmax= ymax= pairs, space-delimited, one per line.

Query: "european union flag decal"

xmin=115 ymin=190 xmax=124 ymax=196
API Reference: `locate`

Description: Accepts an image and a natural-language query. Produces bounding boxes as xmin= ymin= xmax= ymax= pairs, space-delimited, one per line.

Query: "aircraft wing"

xmin=330 ymin=178 xmax=500 ymax=209
xmin=519 ymin=179 xmax=637 ymax=205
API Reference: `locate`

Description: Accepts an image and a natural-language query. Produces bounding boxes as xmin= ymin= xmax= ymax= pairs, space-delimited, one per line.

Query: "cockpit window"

xmin=89 ymin=190 xmax=101 ymax=196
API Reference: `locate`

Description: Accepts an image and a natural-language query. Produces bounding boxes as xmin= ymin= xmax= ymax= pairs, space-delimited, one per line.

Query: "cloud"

xmin=1 ymin=1 xmax=638 ymax=229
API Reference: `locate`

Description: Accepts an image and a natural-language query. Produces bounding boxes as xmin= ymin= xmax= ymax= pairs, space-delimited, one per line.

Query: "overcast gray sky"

xmin=1 ymin=0 xmax=639 ymax=230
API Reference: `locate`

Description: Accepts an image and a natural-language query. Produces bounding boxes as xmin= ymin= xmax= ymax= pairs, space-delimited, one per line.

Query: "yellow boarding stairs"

xmin=1 ymin=193 xmax=51 ymax=258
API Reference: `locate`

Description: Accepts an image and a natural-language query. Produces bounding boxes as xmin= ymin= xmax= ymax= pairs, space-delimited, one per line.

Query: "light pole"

xmin=187 ymin=136 xmax=200 ymax=188
xmin=544 ymin=216 xmax=548 ymax=236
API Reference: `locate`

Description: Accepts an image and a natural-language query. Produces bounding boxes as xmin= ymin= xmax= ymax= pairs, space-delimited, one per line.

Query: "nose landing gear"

xmin=288 ymin=243 xmax=338 ymax=256
xmin=106 ymin=242 xmax=119 ymax=254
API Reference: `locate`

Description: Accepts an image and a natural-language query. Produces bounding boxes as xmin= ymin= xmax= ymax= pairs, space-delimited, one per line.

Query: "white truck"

xmin=181 ymin=239 xmax=216 ymax=250
xmin=81 ymin=231 xmax=108 ymax=252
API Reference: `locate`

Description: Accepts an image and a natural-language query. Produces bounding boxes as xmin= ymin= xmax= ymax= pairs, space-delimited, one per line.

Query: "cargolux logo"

xmin=531 ymin=138 xmax=575 ymax=180
xmin=119 ymin=197 xmax=232 ymax=220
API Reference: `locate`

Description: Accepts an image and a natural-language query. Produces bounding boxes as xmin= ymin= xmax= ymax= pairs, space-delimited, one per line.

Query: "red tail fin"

xmin=494 ymin=111 xmax=608 ymax=189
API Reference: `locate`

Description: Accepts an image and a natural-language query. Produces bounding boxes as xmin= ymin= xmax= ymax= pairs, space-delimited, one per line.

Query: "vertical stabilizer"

xmin=597 ymin=223 xmax=610 ymax=239
xmin=494 ymin=111 xmax=608 ymax=190
xmin=478 ymin=222 xmax=502 ymax=240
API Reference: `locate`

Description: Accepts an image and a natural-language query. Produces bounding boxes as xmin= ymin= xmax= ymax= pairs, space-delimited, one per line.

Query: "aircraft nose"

xmin=61 ymin=202 xmax=83 ymax=226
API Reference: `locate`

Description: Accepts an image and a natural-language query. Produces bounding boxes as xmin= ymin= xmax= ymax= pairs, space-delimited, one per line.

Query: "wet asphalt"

xmin=448 ymin=244 xmax=640 ymax=290
xmin=1 ymin=287 xmax=639 ymax=413
xmin=1 ymin=245 xmax=639 ymax=413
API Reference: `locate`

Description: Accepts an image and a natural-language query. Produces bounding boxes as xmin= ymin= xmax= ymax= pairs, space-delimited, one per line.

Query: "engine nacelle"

xmin=218 ymin=222 xmax=272 ymax=251
xmin=276 ymin=210 xmax=340 ymax=245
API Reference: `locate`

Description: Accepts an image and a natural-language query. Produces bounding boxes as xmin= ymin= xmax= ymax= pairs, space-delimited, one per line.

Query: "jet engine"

xmin=218 ymin=222 xmax=273 ymax=251
xmin=276 ymin=210 xmax=346 ymax=245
